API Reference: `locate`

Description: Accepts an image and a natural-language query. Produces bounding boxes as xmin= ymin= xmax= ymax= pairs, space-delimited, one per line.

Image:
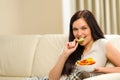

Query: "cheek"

xmin=85 ymin=30 xmax=90 ymax=34
xmin=85 ymin=32 xmax=92 ymax=40
xmin=85 ymin=30 xmax=92 ymax=38
xmin=73 ymin=31 xmax=77 ymax=36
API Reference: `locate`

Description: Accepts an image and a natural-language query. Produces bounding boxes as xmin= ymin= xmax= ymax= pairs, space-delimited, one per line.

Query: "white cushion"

xmin=0 ymin=77 xmax=28 ymax=80
xmin=105 ymin=34 xmax=120 ymax=51
xmin=31 ymin=34 xmax=68 ymax=77
xmin=84 ymin=73 xmax=120 ymax=80
xmin=0 ymin=35 xmax=40 ymax=77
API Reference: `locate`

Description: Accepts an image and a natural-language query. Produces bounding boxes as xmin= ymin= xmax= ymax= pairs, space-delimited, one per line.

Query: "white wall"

xmin=0 ymin=0 xmax=23 ymax=34
xmin=0 ymin=0 xmax=63 ymax=35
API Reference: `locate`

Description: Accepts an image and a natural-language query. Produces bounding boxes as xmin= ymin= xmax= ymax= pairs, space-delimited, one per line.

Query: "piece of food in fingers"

xmin=78 ymin=37 xmax=84 ymax=44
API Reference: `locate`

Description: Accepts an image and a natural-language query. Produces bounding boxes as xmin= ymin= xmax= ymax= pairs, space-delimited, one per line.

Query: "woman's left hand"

xmin=94 ymin=67 xmax=103 ymax=72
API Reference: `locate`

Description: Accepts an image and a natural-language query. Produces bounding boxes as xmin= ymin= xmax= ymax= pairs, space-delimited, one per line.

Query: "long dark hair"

xmin=61 ymin=10 xmax=104 ymax=76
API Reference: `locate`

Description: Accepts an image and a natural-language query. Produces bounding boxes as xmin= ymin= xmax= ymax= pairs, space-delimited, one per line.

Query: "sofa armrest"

xmin=84 ymin=73 xmax=120 ymax=80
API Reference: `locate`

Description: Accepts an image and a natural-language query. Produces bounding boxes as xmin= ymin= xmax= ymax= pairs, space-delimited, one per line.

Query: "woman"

xmin=49 ymin=10 xmax=120 ymax=80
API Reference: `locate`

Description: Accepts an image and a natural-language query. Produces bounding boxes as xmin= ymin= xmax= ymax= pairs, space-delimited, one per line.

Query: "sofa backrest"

xmin=0 ymin=35 xmax=41 ymax=77
xmin=0 ymin=34 xmax=68 ymax=77
xmin=31 ymin=34 xmax=68 ymax=77
xmin=0 ymin=34 xmax=120 ymax=77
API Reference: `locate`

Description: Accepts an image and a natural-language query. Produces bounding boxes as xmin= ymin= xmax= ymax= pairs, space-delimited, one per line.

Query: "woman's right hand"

xmin=49 ymin=39 xmax=78 ymax=80
xmin=62 ymin=39 xmax=78 ymax=57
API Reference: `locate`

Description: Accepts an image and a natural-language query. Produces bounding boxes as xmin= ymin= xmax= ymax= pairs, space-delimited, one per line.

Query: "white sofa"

xmin=0 ymin=34 xmax=120 ymax=80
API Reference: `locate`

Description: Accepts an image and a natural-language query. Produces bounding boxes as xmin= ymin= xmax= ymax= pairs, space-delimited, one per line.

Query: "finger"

xmin=72 ymin=39 xmax=78 ymax=48
xmin=74 ymin=42 xmax=78 ymax=49
xmin=94 ymin=67 xmax=99 ymax=72
xmin=66 ymin=42 xmax=73 ymax=49
xmin=74 ymin=38 xmax=80 ymax=44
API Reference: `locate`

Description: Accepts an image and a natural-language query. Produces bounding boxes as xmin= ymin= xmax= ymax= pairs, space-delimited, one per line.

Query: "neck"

xmin=83 ymin=39 xmax=94 ymax=53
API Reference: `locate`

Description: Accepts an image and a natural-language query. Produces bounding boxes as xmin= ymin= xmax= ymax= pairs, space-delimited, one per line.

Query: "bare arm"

xmin=95 ymin=42 xmax=120 ymax=73
xmin=49 ymin=53 xmax=68 ymax=80
xmin=95 ymin=67 xmax=120 ymax=73
xmin=49 ymin=39 xmax=78 ymax=80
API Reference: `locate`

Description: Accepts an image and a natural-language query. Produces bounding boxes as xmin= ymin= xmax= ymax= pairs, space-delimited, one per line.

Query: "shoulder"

xmin=106 ymin=40 xmax=120 ymax=66
xmin=96 ymin=38 xmax=108 ymax=43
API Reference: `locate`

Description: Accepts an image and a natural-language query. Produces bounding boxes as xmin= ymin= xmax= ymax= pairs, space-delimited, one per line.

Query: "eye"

xmin=72 ymin=27 xmax=78 ymax=31
xmin=81 ymin=26 xmax=87 ymax=30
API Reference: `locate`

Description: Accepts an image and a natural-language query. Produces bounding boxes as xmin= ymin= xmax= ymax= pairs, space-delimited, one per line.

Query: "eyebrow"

xmin=72 ymin=24 xmax=87 ymax=28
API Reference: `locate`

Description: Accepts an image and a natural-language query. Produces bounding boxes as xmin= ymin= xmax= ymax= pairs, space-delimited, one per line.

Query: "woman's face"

xmin=72 ymin=18 xmax=94 ymax=46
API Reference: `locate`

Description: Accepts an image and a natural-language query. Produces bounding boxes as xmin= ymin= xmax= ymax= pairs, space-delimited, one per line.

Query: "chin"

xmin=79 ymin=43 xmax=85 ymax=46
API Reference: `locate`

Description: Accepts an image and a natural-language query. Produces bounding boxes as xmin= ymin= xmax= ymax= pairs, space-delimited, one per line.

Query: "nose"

xmin=77 ymin=29 xmax=82 ymax=36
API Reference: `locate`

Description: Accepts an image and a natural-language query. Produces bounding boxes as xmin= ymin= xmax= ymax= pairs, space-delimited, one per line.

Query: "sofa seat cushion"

xmin=0 ymin=77 xmax=29 ymax=80
xmin=84 ymin=73 xmax=120 ymax=80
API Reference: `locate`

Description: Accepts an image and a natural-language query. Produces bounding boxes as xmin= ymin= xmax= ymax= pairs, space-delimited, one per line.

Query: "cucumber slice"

xmin=78 ymin=37 xmax=84 ymax=43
